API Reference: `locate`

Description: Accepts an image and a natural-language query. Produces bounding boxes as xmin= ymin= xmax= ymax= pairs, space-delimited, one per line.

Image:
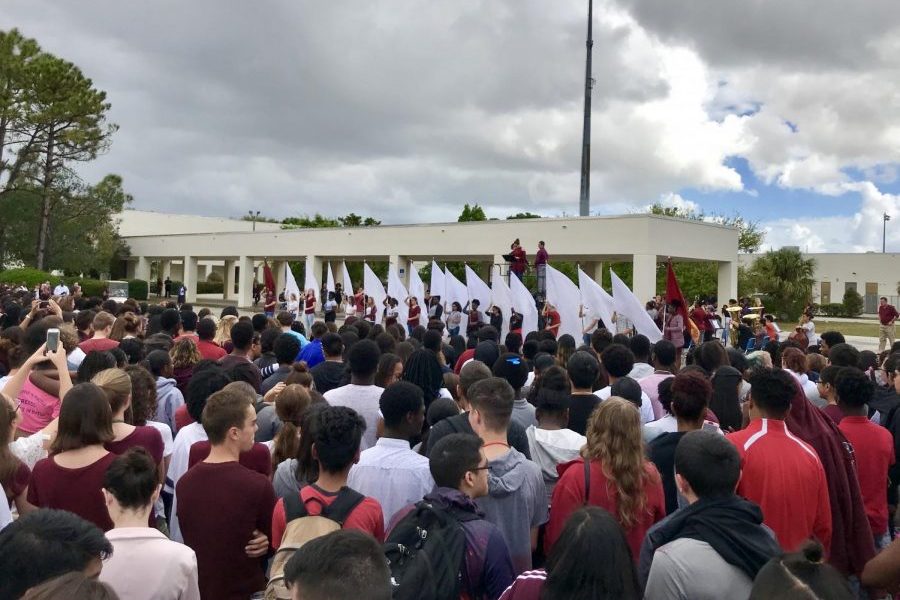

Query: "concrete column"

xmin=132 ymin=256 xmax=151 ymax=281
xmin=717 ymin=261 xmax=738 ymax=305
xmin=237 ymin=256 xmax=254 ymax=307
xmin=183 ymin=256 xmax=198 ymax=303
xmin=273 ymin=261 xmax=287 ymax=294
xmin=224 ymin=259 xmax=236 ymax=300
xmin=161 ymin=260 xmax=172 ymax=280
xmin=305 ymin=255 xmax=323 ymax=296
xmin=632 ymin=254 xmax=657 ymax=305
xmin=492 ymin=254 xmax=506 ymax=286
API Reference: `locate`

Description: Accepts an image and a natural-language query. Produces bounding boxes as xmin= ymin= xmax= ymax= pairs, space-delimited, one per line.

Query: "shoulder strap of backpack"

xmin=283 ymin=492 xmax=309 ymax=522
xmin=322 ymin=487 xmax=366 ymax=525
xmin=583 ymin=459 xmax=591 ymax=506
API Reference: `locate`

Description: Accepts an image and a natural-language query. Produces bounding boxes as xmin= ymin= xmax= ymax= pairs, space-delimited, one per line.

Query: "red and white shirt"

xmin=727 ymin=418 xmax=832 ymax=552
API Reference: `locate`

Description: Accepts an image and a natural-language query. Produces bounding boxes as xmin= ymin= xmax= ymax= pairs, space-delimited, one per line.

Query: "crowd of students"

xmin=0 ymin=281 xmax=900 ymax=599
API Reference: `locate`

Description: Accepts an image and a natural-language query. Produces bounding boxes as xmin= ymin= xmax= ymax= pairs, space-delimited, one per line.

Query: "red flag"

xmin=263 ymin=261 xmax=276 ymax=295
xmin=666 ymin=259 xmax=700 ymax=343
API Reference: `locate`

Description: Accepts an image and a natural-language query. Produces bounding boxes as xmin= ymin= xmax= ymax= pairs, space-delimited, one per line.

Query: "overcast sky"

xmin=5 ymin=0 xmax=900 ymax=252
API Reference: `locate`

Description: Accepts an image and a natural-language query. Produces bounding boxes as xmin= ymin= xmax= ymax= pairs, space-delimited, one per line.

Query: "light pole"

xmin=578 ymin=0 xmax=593 ymax=217
xmin=248 ymin=210 xmax=260 ymax=232
xmin=884 ymin=212 xmax=891 ymax=253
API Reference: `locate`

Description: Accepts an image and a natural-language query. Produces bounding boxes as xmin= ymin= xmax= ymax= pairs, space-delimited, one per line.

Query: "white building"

xmin=117 ymin=209 xmax=741 ymax=308
xmin=739 ymin=252 xmax=900 ymax=314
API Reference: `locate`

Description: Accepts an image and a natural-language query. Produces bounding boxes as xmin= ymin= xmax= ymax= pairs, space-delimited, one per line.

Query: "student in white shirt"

xmin=348 ymin=381 xmax=434 ymax=523
xmin=101 ymin=448 xmax=200 ymax=600
xmin=324 ymin=339 xmax=384 ymax=451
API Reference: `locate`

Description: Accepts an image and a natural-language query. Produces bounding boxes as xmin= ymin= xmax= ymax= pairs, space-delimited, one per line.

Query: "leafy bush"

xmin=78 ymin=279 xmax=107 ymax=298
xmin=197 ymin=282 xmax=223 ymax=294
xmin=842 ymin=289 xmax=864 ymax=317
xmin=818 ymin=303 xmax=847 ymax=317
xmin=206 ymin=271 xmax=223 ymax=283
xmin=0 ymin=268 xmax=56 ymax=287
xmin=127 ymin=279 xmax=149 ymax=301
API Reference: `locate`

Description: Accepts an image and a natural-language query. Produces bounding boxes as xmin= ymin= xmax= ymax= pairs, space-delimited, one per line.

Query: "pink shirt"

xmin=16 ymin=378 xmax=60 ymax=434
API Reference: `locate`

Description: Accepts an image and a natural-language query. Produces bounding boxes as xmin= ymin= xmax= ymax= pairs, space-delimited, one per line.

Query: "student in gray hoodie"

xmin=492 ymin=353 xmax=535 ymax=429
xmin=146 ymin=350 xmax=184 ymax=434
xmin=526 ymin=388 xmax=586 ymax=507
xmin=469 ymin=377 xmax=548 ymax=575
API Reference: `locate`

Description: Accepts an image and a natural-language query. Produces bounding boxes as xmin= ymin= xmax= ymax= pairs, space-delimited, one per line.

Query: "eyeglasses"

xmin=469 ymin=464 xmax=490 ymax=473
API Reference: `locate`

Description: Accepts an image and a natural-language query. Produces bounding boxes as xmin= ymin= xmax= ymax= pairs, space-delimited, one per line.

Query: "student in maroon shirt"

xmin=817 ymin=365 xmax=845 ymax=424
xmin=835 ymin=368 xmax=895 ymax=548
xmin=176 ymin=387 xmax=276 ymax=600
xmin=879 ymin=297 xmax=899 ymax=354
xmin=93 ymin=368 xmax=164 ymax=477
xmin=508 ymin=239 xmax=528 ymax=280
xmin=406 ymin=296 xmax=421 ymax=335
xmin=27 ymin=383 xmax=118 ymax=531
xmin=78 ymin=311 xmax=120 ymax=354
xmin=543 ymin=303 xmax=561 ymax=338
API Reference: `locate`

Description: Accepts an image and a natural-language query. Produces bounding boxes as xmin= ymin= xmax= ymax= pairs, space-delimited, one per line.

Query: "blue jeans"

xmin=449 ymin=327 xmax=460 ymax=337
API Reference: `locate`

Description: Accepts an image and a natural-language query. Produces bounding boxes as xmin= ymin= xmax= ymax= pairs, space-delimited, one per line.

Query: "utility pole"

xmin=578 ymin=0 xmax=594 ymax=217
xmin=884 ymin=212 xmax=891 ymax=253
xmin=248 ymin=210 xmax=260 ymax=232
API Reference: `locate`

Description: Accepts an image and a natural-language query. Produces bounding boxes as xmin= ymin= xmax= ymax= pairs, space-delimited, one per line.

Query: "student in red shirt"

xmin=406 ymin=296 xmax=421 ymax=335
xmin=542 ymin=302 xmax=561 ymax=338
xmin=271 ymin=405 xmax=384 ymax=547
xmin=726 ymin=369 xmax=832 ymax=552
xmin=835 ymin=368 xmax=895 ymax=548
xmin=176 ymin=388 xmax=276 ymax=600
xmin=78 ymin=311 xmax=120 ymax=354
xmin=547 ymin=398 xmax=665 ymax=561
xmin=195 ymin=317 xmax=227 ymax=361
xmin=508 ymin=239 xmax=528 ymax=280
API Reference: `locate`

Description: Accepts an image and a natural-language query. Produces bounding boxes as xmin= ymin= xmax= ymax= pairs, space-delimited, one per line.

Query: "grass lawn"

xmin=815 ymin=319 xmax=881 ymax=338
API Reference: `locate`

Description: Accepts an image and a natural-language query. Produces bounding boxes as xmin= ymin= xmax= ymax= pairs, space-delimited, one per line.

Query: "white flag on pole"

xmin=443 ymin=267 xmax=468 ymax=313
xmin=304 ymin=262 xmax=319 ymax=303
xmin=610 ymin=269 xmax=663 ymax=342
xmin=341 ymin=262 xmax=354 ymax=299
xmin=326 ymin=262 xmax=336 ymax=295
xmin=544 ymin=265 xmax=582 ymax=340
xmin=490 ymin=265 xmax=514 ymax=339
xmin=464 ymin=265 xmax=492 ymax=314
xmin=409 ymin=263 xmax=425 ymax=313
xmin=430 ymin=260 xmax=446 ymax=301
xmin=363 ymin=264 xmax=386 ymax=325
xmin=510 ymin=272 xmax=539 ymax=338
xmin=284 ymin=263 xmax=301 ymax=304
xmin=577 ymin=267 xmax=616 ymax=333
xmin=388 ymin=264 xmax=410 ymax=326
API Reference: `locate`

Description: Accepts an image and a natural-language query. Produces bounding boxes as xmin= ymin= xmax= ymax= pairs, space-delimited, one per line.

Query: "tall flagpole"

xmin=578 ymin=0 xmax=594 ymax=217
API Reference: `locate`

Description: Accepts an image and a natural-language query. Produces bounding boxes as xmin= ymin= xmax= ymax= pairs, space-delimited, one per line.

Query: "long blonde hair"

xmin=583 ymin=397 xmax=657 ymax=528
xmin=92 ymin=368 xmax=132 ymax=414
xmin=214 ymin=315 xmax=238 ymax=347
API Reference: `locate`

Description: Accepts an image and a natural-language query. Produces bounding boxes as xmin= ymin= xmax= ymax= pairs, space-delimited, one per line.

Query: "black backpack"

xmin=384 ymin=501 xmax=479 ymax=600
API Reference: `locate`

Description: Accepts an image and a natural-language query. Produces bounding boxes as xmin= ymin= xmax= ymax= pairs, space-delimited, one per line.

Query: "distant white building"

xmin=739 ymin=252 xmax=900 ymax=314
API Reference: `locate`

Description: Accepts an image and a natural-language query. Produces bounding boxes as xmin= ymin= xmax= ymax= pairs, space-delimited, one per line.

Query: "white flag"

xmin=443 ymin=267 xmax=468 ymax=313
xmin=429 ymin=260 xmax=446 ymax=301
xmin=409 ymin=263 xmax=426 ymax=313
xmin=304 ymin=261 xmax=319 ymax=303
xmin=578 ymin=267 xmax=616 ymax=333
xmin=285 ymin=263 xmax=301 ymax=305
xmin=490 ymin=265 xmax=514 ymax=339
xmin=326 ymin=262 xmax=336 ymax=295
xmin=388 ymin=264 xmax=410 ymax=326
xmin=464 ymin=265 xmax=492 ymax=314
xmin=610 ymin=269 xmax=663 ymax=342
xmin=341 ymin=262 xmax=354 ymax=299
xmin=363 ymin=264 xmax=386 ymax=325
xmin=510 ymin=272 xmax=538 ymax=338
xmin=544 ymin=265 xmax=582 ymax=341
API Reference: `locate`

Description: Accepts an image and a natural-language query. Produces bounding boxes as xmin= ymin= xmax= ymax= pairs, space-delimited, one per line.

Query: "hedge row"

xmin=0 ymin=268 xmax=149 ymax=301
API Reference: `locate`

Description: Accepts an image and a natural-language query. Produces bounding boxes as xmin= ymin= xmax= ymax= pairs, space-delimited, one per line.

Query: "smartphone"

xmin=46 ymin=328 xmax=60 ymax=353
xmin=39 ymin=301 xmax=49 ymax=309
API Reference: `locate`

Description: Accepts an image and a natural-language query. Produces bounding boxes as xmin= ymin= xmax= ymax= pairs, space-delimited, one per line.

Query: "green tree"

xmin=338 ymin=213 xmax=381 ymax=227
xmin=842 ymin=289 xmax=864 ymax=317
xmin=744 ymin=248 xmax=816 ymax=319
xmin=278 ymin=212 xmax=381 ymax=229
xmin=506 ymin=212 xmax=541 ymax=220
xmin=646 ymin=202 xmax=764 ymax=253
xmin=458 ymin=203 xmax=487 ymax=222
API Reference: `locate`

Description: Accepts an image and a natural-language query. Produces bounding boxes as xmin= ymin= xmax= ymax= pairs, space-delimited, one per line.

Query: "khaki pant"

xmin=880 ymin=323 xmax=896 ymax=353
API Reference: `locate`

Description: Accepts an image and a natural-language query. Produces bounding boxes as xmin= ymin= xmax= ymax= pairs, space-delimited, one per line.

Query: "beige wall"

xmin=115 ymin=210 xmax=281 ymax=237
xmin=739 ymin=252 xmax=900 ymax=312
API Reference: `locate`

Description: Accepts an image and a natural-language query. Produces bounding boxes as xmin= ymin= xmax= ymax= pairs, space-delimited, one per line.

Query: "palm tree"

xmin=746 ymin=248 xmax=816 ymax=320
